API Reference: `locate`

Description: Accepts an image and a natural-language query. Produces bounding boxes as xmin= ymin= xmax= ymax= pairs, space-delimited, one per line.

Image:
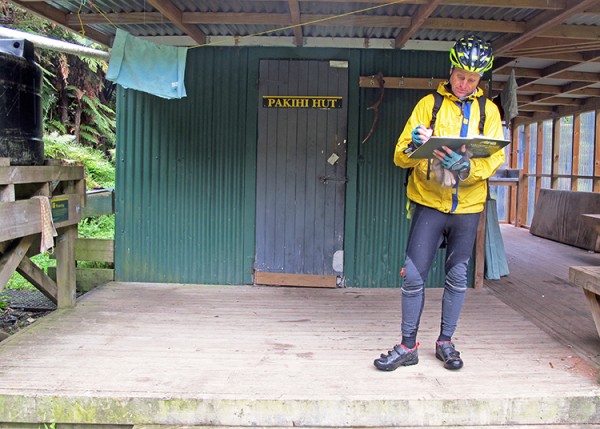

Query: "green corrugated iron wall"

xmin=115 ymin=46 xmax=460 ymax=287
xmin=115 ymin=47 xmax=254 ymax=284
xmin=346 ymin=49 xmax=450 ymax=288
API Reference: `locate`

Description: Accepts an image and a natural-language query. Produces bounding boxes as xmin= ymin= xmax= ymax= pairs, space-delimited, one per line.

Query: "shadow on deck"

xmin=0 ymin=225 xmax=598 ymax=428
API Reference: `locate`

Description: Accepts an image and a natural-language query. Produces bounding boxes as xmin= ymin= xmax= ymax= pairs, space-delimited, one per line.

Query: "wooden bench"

xmin=580 ymin=214 xmax=600 ymax=251
xmin=569 ymin=266 xmax=600 ymax=341
xmin=530 ymin=189 xmax=600 ymax=251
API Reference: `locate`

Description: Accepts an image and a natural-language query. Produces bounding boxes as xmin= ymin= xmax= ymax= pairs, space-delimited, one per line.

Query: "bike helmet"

xmin=449 ymin=35 xmax=494 ymax=74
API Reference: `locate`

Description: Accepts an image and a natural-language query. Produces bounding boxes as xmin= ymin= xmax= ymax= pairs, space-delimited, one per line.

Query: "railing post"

xmin=55 ymin=224 xmax=77 ymax=308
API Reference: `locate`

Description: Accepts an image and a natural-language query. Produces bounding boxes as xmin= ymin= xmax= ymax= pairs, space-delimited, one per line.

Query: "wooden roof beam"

xmin=493 ymin=80 xmax=600 ymax=96
xmin=516 ymin=83 xmax=563 ymax=94
xmin=183 ymin=12 xmax=290 ymax=26
xmin=491 ymin=57 xmax=518 ymax=74
xmin=493 ymin=0 xmax=599 ymax=56
xmin=449 ymin=0 xmax=563 ymax=8
xmin=516 ymin=81 xmax=599 ymax=97
xmin=394 ymin=0 xmax=443 ymax=49
xmin=503 ymin=51 xmax=600 ymax=98
xmin=65 ymin=11 xmax=600 ymax=39
xmin=519 ymin=83 xmax=600 ymax=107
xmin=539 ymin=23 xmax=600 ymax=40
xmin=60 ymin=10 xmax=600 ymax=48
xmin=543 ymin=96 xmax=600 ymax=122
xmin=494 ymin=67 xmax=542 ymax=78
xmin=567 ymin=87 xmax=600 ymax=97
xmin=288 ymin=0 xmax=303 ymax=47
xmin=519 ymin=104 xmax=555 ymax=112
xmin=296 ymin=0 xmax=564 ymax=6
xmin=263 ymin=0 xmax=566 ymax=7
xmin=495 ymin=68 xmax=600 ymax=83
xmin=66 ymin=12 xmax=165 ymax=26
xmin=529 ymin=95 xmax=585 ymax=106
xmin=515 ymin=98 xmax=600 ymax=126
xmin=505 ymin=39 xmax=600 ymax=57
xmin=145 ymin=0 xmax=206 ymax=45
xmin=13 ymin=0 xmax=111 ymax=46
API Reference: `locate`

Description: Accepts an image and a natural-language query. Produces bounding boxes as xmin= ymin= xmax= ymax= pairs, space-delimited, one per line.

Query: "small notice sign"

xmin=51 ymin=198 xmax=69 ymax=223
xmin=262 ymin=96 xmax=342 ymax=109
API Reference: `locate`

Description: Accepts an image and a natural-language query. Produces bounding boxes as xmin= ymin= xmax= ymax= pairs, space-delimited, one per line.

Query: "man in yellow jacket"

xmin=374 ymin=35 xmax=505 ymax=371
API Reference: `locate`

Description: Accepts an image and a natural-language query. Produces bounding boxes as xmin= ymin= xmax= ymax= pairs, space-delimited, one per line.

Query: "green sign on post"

xmin=51 ymin=198 xmax=69 ymax=223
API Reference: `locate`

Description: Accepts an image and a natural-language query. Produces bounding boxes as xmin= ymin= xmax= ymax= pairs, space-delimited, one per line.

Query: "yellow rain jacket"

xmin=394 ymin=82 xmax=505 ymax=214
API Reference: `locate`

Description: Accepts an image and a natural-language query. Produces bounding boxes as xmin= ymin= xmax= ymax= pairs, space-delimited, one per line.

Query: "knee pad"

xmin=402 ymin=256 xmax=424 ymax=288
xmin=446 ymin=262 xmax=468 ymax=292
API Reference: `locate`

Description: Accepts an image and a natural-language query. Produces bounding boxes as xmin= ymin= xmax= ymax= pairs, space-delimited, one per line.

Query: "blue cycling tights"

xmin=401 ymin=204 xmax=481 ymax=344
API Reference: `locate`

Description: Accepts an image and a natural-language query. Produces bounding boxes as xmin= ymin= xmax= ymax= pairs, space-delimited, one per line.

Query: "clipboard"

xmin=408 ymin=135 xmax=510 ymax=159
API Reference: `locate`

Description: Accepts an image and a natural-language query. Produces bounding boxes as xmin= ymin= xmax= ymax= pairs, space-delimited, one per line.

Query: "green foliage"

xmin=79 ymin=215 xmax=115 ymax=239
xmin=0 ymin=296 xmax=9 ymax=312
xmin=5 ymin=254 xmax=52 ymax=291
xmin=44 ymin=133 xmax=115 ymax=189
xmin=68 ymin=86 xmax=116 ymax=148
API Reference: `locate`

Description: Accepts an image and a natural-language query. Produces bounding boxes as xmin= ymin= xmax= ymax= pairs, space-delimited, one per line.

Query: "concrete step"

xmin=134 ymin=425 xmax=600 ymax=429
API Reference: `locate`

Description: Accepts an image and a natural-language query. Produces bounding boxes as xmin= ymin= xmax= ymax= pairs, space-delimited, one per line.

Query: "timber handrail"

xmin=0 ymin=158 xmax=85 ymax=308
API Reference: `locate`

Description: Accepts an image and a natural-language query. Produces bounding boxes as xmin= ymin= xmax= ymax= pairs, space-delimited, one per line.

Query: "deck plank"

xmin=486 ymin=225 xmax=600 ymax=368
xmin=0 ymin=278 xmax=598 ymax=427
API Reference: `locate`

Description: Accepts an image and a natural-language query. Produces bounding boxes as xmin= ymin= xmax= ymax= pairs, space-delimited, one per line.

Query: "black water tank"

xmin=0 ymin=38 xmax=44 ymax=165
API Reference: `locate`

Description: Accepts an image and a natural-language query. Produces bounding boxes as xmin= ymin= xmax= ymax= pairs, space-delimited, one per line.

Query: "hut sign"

xmin=262 ymin=95 xmax=342 ymax=109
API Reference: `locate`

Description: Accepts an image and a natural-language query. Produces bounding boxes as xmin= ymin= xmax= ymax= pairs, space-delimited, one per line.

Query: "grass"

xmin=4 ymin=134 xmax=116 ymax=293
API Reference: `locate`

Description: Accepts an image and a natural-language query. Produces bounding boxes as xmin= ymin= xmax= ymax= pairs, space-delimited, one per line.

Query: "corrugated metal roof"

xmin=14 ymin=1 xmax=600 ymax=123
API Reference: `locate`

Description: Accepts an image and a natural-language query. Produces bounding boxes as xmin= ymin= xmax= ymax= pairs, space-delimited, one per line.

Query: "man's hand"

xmin=433 ymin=145 xmax=470 ymax=176
xmin=411 ymin=124 xmax=433 ymax=146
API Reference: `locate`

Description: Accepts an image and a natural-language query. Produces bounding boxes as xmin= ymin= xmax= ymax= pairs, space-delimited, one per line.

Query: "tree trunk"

xmin=60 ymin=86 xmax=69 ymax=126
xmin=73 ymin=102 xmax=82 ymax=144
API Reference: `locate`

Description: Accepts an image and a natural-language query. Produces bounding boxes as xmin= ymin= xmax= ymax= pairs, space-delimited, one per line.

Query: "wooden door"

xmin=255 ymin=59 xmax=348 ymax=287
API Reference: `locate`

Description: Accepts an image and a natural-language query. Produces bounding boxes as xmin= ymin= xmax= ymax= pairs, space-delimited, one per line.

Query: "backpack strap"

xmin=429 ymin=92 xmax=444 ymax=132
xmin=477 ymin=96 xmax=486 ymax=135
xmin=425 ymin=92 xmax=444 ymax=181
xmin=431 ymin=92 xmax=487 ymax=134
xmin=477 ymin=96 xmax=489 ymax=200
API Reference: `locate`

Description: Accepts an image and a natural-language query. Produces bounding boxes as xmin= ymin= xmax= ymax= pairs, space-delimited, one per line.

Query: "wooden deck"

xmin=487 ymin=225 xmax=600 ymax=370
xmin=0 ymin=225 xmax=599 ymax=428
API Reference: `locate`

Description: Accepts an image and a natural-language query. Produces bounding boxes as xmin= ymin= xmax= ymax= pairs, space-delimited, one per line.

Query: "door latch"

xmin=319 ymin=176 xmax=348 ymax=185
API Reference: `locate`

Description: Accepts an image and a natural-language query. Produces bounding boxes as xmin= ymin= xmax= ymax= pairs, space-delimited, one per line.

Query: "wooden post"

xmin=474 ymin=205 xmax=487 ymax=289
xmin=594 ymin=109 xmax=600 ymax=192
xmin=517 ymin=169 xmax=527 ymax=228
xmin=0 ymin=158 xmax=14 ymax=202
xmin=535 ymin=122 xmax=544 ymax=201
xmin=519 ymin=124 xmax=530 ymax=227
xmin=55 ymin=225 xmax=77 ymax=308
xmin=572 ymin=113 xmax=581 ymax=191
xmin=551 ymin=117 xmax=560 ymax=189
xmin=0 ymin=235 xmax=35 ymax=290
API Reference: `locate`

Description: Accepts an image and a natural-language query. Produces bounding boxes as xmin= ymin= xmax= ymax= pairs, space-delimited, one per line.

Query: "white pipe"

xmin=0 ymin=26 xmax=110 ymax=60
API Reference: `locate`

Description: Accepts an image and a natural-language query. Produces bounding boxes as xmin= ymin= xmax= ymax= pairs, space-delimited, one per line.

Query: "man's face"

xmin=449 ymin=68 xmax=481 ymax=99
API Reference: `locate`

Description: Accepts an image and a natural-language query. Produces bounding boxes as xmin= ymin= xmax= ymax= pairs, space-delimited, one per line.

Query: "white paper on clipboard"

xmin=408 ymin=135 xmax=510 ymax=159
